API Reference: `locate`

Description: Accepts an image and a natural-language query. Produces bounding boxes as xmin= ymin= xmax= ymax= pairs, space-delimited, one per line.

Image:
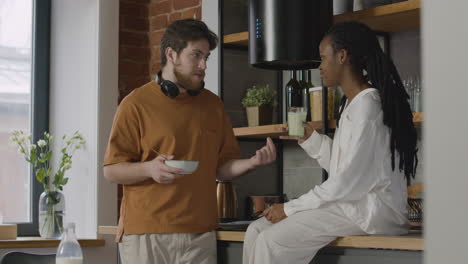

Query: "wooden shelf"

xmin=223 ymin=0 xmax=421 ymax=47
xmin=233 ymin=120 xmax=337 ymax=138
xmin=223 ymin=31 xmax=249 ymax=47
xmin=333 ymin=0 xmax=420 ymax=32
xmin=234 ymin=112 xmax=423 ymax=138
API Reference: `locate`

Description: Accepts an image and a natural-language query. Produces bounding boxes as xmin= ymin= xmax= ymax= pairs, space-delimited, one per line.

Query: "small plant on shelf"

xmin=241 ymin=84 xmax=277 ymax=127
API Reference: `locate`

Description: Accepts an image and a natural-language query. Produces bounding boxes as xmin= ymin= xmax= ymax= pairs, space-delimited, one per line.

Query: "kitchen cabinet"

xmin=223 ymin=0 xmax=423 ymax=138
xmin=217 ymin=229 xmax=423 ymax=264
xmin=96 ymin=226 xmax=423 ymax=264
xmin=223 ymin=0 xmax=421 ymax=47
xmin=217 ymin=240 xmax=422 ymax=264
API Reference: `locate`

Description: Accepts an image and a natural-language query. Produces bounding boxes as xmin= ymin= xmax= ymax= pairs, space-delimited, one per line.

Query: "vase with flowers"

xmin=11 ymin=130 xmax=85 ymax=238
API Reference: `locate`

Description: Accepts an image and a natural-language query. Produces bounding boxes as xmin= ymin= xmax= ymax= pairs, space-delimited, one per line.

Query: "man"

xmin=103 ymin=19 xmax=276 ymax=264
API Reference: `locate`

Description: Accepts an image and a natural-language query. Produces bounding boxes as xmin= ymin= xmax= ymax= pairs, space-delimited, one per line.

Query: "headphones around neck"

xmin=156 ymin=71 xmax=204 ymax=98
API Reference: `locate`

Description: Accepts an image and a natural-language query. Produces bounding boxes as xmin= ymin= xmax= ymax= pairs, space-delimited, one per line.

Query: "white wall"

xmin=423 ymin=0 xmax=468 ymax=263
xmin=202 ymin=0 xmax=219 ymax=95
xmin=49 ymin=0 xmax=100 ymax=240
xmin=0 ymin=0 xmax=119 ymax=263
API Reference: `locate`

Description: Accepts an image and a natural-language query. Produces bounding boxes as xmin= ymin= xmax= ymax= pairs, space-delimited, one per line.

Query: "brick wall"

xmin=119 ymin=0 xmax=202 ymax=102
xmin=148 ymin=0 xmax=202 ymax=80
xmin=119 ymin=0 xmax=150 ymax=102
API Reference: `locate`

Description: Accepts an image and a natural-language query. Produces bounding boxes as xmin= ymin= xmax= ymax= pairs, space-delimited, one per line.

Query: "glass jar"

xmin=38 ymin=190 xmax=65 ymax=238
xmin=309 ymin=87 xmax=335 ymax=122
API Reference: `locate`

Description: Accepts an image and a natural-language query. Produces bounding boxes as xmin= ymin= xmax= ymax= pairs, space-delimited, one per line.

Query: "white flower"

xmin=37 ymin=140 xmax=47 ymax=148
xmin=18 ymin=147 xmax=24 ymax=154
xmin=29 ymin=144 xmax=36 ymax=151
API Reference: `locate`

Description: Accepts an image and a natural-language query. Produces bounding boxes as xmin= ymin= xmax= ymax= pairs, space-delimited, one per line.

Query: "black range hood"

xmin=249 ymin=0 xmax=332 ymax=70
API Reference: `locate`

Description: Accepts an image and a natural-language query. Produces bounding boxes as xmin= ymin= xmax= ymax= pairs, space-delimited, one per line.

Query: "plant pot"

xmin=38 ymin=191 xmax=65 ymax=238
xmin=246 ymin=106 xmax=273 ymax=127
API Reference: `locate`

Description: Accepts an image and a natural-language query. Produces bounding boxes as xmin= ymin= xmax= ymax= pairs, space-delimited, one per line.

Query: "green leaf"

xmin=53 ymin=174 xmax=60 ymax=185
xmin=241 ymin=84 xmax=277 ymax=107
xmin=36 ymin=168 xmax=46 ymax=183
xmin=61 ymin=177 xmax=69 ymax=186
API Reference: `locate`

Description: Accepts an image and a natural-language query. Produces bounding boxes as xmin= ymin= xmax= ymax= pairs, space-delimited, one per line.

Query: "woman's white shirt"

xmin=283 ymin=88 xmax=408 ymax=235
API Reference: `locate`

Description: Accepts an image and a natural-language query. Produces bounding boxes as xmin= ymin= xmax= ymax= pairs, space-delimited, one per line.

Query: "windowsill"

xmin=0 ymin=237 xmax=105 ymax=249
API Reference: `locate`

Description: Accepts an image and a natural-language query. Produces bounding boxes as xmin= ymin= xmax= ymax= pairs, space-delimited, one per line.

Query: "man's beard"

xmin=173 ymin=66 xmax=203 ymax=92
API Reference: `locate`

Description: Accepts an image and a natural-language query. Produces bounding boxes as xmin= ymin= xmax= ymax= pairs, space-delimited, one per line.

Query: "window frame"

xmin=16 ymin=0 xmax=50 ymax=236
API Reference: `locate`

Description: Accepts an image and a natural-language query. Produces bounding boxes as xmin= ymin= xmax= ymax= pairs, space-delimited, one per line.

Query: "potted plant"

xmin=11 ymin=130 xmax=86 ymax=238
xmin=241 ymin=84 xmax=277 ymax=127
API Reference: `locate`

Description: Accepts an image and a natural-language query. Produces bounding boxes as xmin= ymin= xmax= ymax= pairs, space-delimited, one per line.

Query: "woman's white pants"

xmin=242 ymin=204 xmax=366 ymax=264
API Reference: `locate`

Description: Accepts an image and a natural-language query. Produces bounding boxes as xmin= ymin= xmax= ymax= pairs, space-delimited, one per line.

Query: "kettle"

xmin=216 ymin=180 xmax=238 ymax=221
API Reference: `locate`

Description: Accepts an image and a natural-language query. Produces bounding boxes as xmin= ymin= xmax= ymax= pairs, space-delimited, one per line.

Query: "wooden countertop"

xmin=98 ymin=226 xmax=423 ymax=251
xmin=217 ymin=231 xmax=423 ymax=251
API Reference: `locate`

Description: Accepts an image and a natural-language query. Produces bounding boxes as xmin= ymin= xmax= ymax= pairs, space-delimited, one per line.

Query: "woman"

xmin=242 ymin=21 xmax=418 ymax=264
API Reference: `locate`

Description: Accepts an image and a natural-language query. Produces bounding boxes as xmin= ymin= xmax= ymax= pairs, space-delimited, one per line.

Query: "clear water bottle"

xmin=56 ymin=223 xmax=83 ymax=264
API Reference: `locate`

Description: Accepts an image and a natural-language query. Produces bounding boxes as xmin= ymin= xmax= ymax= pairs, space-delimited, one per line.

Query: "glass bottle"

xmin=305 ymin=70 xmax=314 ymax=121
xmin=299 ymin=70 xmax=309 ymax=116
xmin=306 ymin=70 xmax=314 ymax=89
xmin=56 ymin=223 xmax=83 ymax=264
xmin=413 ymin=76 xmax=422 ymax=112
xmin=285 ymin=70 xmax=302 ymax=120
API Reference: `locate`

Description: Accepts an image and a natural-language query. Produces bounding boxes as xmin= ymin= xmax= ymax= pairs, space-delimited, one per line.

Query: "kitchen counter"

xmin=98 ymin=226 xmax=423 ymax=251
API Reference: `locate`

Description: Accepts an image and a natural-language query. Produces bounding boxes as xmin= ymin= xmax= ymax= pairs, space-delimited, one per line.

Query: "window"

xmin=0 ymin=0 xmax=50 ymax=235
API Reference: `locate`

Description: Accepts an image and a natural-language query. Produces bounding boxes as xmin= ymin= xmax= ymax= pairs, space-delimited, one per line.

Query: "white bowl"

xmin=165 ymin=160 xmax=199 ymax=174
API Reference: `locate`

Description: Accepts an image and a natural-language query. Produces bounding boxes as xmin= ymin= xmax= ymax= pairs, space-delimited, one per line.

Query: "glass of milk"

xmin=287 ymin=107 xmax=307 ymax=137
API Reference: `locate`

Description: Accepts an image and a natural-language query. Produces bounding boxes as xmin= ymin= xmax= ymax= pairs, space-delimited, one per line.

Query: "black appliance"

xmin=249 ymin=0 xmax=332 ymax=70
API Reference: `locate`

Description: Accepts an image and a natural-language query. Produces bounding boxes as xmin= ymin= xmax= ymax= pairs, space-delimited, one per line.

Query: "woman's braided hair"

xmin=328 ymin=21 xmax=418 ymax=181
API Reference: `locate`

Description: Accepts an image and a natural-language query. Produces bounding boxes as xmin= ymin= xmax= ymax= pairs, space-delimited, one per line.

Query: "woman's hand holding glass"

xmin=280 ymin=122 xmax=315 ymax=143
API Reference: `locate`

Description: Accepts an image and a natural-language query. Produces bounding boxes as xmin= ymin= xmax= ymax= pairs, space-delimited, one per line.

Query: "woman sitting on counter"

xmin=243 ymin=21 xmax=419 ymax=264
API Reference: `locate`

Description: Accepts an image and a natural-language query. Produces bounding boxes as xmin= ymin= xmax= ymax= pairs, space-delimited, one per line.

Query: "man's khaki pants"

xmin=119 ymin=231 xmax=217 ymax=264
